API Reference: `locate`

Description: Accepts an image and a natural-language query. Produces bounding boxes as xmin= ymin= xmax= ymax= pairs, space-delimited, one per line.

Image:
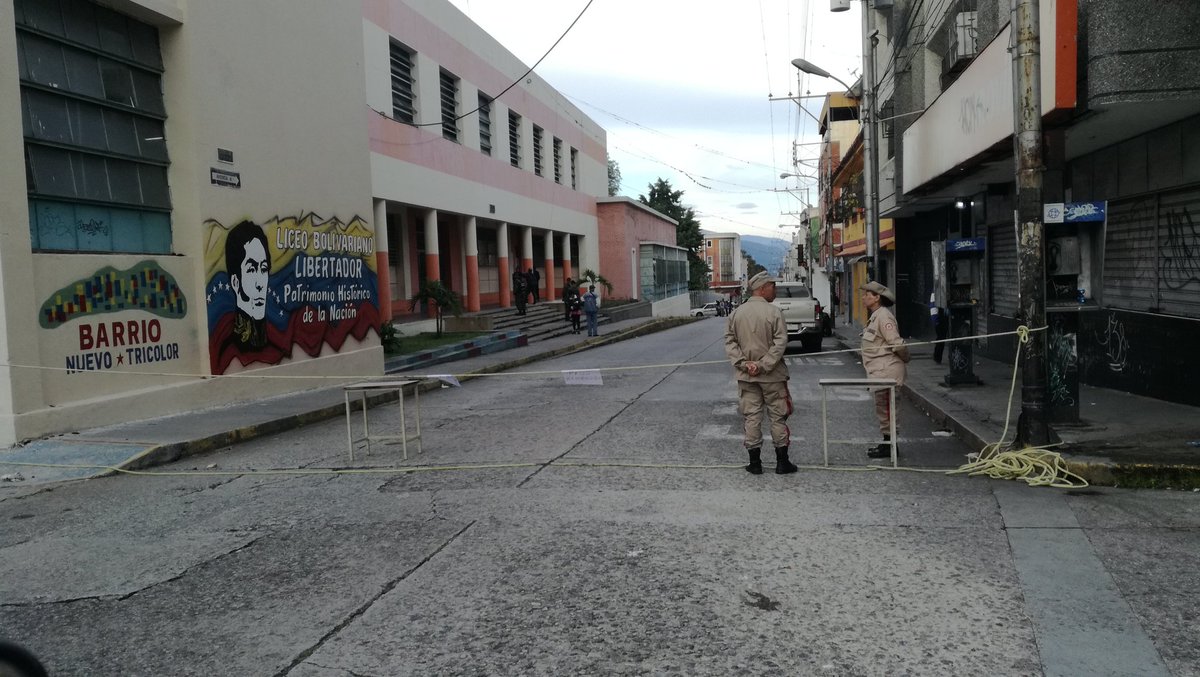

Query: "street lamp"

xmin=792 ymin=49 xmax=879 ymax=282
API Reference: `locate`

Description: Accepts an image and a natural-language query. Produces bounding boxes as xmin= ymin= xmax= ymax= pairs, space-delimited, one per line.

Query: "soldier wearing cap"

xmin=860 ymin=280 xmax=908 ymax=458
xmin=724 ymin=271 xmax=798 ymax=474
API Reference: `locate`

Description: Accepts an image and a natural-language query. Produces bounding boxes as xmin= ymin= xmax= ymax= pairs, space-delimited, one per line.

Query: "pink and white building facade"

xmin=364 ymin=0 xmax=609 ymax=322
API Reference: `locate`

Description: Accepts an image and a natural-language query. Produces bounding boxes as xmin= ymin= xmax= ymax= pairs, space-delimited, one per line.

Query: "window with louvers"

xmin=389 ymin=40 xmax=416 ymax=124
xmin=508 ymin=111 xmax=521 ymax=168
xmin=439 ymin=69 xmax=459 ymax=142
xmin=478 ymin=92 xmax=492 ymax=156
xmin=532 ymin=125 xmax=543 ymax=176
xmin=553 ymin=137 xmax=563 ymax=183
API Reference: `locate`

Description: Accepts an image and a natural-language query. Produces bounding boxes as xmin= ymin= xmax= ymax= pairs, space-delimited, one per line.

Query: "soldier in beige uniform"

xmin=724 ymin=271 xmax=798 ymax=475
xmin=860 ymin=281 xmax=909 ymax=458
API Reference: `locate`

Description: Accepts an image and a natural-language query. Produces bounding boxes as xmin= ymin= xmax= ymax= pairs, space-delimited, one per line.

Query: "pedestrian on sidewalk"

xmin=724 ymin=271 xmax=798 ymax=475
xmin=512 ymin=268 xmax=528 ymax=315
xmin=860 ymin=281 xmax=909 ymax=459
xmin=527 ymin=267 xmax=541 ymax=303
xmin=563 ymin=278 xmax=578 ymax=322
xmin=929 ymin=291 xmax=948 ymax=364
xmin=569 ymin=293 xmax=583 ymax=333
xmin=583 ymin=285 xmax=600 ymax=336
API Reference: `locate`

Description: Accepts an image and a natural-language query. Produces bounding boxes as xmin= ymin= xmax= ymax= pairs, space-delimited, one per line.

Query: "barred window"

xmin=17 ymin=0 xmax=171 ymax=253
xmin=389 ymin=40 xmax=416 ymax=124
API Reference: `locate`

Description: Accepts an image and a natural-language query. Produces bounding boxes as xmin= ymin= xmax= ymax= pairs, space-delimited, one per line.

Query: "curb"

xmin=831 ymin=334 xmax=1200 ymax=488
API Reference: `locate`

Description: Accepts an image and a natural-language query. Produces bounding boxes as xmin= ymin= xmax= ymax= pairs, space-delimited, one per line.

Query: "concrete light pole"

xmin=793 ymin=34 xmax=879 ymax=282
xmin=1012 ymin=0 xmax=1052 ymax=446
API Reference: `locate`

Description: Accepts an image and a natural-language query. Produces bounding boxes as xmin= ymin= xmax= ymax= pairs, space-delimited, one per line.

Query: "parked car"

xmin=691 ymin=302 xmax=721 ymax=318
xmin=772 ymin=283 xmax=824 ymax=350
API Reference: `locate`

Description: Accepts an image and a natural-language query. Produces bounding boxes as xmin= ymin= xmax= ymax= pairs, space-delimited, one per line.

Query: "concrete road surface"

xmin=1 ymin=320 xmax=1197 ymax=676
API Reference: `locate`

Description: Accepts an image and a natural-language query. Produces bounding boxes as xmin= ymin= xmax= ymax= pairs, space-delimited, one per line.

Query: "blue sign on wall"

xmin=947 ymin=237 xmax=986 ymax=252
xmin=1064 ymin=201 xmax=1106 ymax=223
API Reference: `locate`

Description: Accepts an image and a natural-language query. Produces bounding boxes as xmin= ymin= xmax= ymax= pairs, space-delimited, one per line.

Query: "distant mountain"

xmin=740 ymin=235 xmax=790 ymax=275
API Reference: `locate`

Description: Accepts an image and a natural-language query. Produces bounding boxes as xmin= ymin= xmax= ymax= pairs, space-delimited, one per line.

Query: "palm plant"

xmin=409 ymin=279 xmax=463 ymax=337
xmin=578 ymin=268 xmax=614 ymax=295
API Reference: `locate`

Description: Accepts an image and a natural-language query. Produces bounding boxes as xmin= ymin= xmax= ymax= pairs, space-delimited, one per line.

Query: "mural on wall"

xmin=38 ymin=262 xmax=188 ymax=374
xmin=205 ymin=213 xmax=379 ymax=374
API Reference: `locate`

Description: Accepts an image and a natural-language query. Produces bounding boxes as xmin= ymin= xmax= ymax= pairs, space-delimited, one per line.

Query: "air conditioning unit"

xmin=948 ymin=11 xmax=978 ymax=67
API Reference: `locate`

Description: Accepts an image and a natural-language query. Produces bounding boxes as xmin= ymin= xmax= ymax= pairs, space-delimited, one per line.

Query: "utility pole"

xmin=1012 ymin=0 xmax=1052 ymax=446
xmin=861 ymin=0 xmax=879 ymax=282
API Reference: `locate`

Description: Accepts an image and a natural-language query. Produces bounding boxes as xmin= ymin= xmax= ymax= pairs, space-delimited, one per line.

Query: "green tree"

xmin=638 ymin=178 xmax=709 ymax=290
xmin=744 ymin=254 xmax=766 ymax=278
xmin=408 ymin=279 xmax=462 ymax=337
xmin=606 ymin=158 xmax=622 ymax=196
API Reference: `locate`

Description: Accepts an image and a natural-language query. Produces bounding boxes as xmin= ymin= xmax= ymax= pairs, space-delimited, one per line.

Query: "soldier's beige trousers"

xmin=874 ymin=390 xmax=892 ymax=437
xmin=737 ymin=380 xmax=792 ymax=449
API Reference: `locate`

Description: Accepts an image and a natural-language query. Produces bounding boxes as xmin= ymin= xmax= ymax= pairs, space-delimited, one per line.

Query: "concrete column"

xmin=561 ymin=233 xmax=573 ymax=289
xmin=465 ymin=216 xmax=480 ymax=312
xmin=423 ymin=209 xmax=439 ymax=318
xmin=398 ymin=211 xmax=412 ymax=305
xmin=424 ymin=209 xmax=440 ymax=282
xmin=497 ymin=222 xmax=511 ymax=307
xmin=372 ymin=199 xmax=392 ymax=322
xmin=521 ymin=225 xmax=534 ymax=274
xmin=543 ymin=230 xmax=556 ymax=302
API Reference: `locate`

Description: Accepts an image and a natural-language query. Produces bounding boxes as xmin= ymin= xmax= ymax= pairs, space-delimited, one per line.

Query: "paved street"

xmin=2 ymin=320 xmax=1199 ymax=676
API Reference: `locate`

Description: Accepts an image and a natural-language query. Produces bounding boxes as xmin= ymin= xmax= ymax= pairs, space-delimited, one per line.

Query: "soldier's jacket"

xmin=861 ymin=305 xmax=906 ymax=384
xmin=724 ymin=296 xmax=789 ymax=382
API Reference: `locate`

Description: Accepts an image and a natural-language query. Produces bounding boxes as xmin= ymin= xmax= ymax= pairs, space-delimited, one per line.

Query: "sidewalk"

xmin=831 ymin=326 xmax=1200 ymax=487
xmin=0 ymin=315 xmax=688 ymax=489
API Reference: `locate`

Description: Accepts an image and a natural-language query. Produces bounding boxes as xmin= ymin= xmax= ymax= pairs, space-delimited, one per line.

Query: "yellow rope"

xmin=946 ymin=325 xmax=1088 ymax=489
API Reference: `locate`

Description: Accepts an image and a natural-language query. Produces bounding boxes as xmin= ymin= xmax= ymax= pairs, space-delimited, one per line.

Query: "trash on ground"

xmin=932 ymin=430 xmax=954 ymax=437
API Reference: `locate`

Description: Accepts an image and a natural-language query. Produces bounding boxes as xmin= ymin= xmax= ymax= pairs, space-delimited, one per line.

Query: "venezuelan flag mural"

xmin=204 ymin=214 xmax=380 ymax=374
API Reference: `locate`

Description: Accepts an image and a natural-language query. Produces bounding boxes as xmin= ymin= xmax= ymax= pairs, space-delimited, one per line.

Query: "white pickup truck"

xmin=772 ymin=282 xmax=825 ymax=351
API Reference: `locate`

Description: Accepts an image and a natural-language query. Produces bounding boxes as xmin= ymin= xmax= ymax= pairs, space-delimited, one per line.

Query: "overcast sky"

xmin=445 ymin=0 xmax=865 ymax=242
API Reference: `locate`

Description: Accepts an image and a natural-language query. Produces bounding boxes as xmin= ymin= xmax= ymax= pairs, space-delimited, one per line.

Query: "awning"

xmin=838 ymin=243 xmax=866 ymax=256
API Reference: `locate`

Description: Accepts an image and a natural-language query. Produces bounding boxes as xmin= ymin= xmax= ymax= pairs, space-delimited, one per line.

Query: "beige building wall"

xmin=1 ymin=0 xmax=380 ymax=445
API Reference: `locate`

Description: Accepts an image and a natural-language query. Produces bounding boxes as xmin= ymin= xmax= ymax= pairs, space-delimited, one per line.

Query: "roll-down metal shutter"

xmin=1104 ymin=186 xmax=1200 ymax=318
xmin=1102 ymin=196 xmax=1157 ymax=312
xmin=1156 ymin=185 xmax=1200 ymax=318
xmin=989 ymin=222 xmax=1018 ymax=317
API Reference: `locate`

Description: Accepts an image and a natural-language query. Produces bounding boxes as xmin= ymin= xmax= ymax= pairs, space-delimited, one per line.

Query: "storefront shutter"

xmin=989 ymin=222 xmax=1018 ymax=317
xmin=1102 ymin=196 xmax=1157 ymax=312
xmin=1155 ymin=185 xmax=1200 ymax=318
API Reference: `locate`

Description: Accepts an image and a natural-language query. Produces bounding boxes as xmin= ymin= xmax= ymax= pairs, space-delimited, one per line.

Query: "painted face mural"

xmin=205 ymin=214 xmax=380 ymax=374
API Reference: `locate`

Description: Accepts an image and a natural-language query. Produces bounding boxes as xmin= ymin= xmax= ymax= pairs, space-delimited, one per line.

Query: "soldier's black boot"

xmin=867 ymin=434 xmax=893 ymax=459
xmin=774 ymin=446 xmax=798 ymax=474
xmin=745 ymin=448 xmax=763 ymax=475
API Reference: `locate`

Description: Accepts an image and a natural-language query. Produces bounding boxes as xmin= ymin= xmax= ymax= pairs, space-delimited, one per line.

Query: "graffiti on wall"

xmin=1094 ymin=312 xmax=1129 ymax=373
xmin=1162 ymin=206 xmax=1200 ymax=291
xmin=205 ymin=214 xmax=379 ymax=374
xmin=1047 ymin=317 xmax=1078 ymax=407
xmin=38 ymin=262 xmax=188 ymax=374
